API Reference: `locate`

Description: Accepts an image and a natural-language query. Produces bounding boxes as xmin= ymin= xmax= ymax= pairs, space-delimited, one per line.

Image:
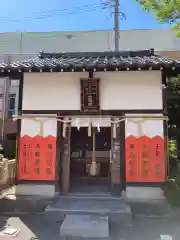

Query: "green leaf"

xmin=136 ymin=0 xmax=180 ymax=36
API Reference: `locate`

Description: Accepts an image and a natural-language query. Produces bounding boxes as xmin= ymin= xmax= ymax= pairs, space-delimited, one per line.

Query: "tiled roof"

xmin=1 ymin=49 xmax=180 ymax=72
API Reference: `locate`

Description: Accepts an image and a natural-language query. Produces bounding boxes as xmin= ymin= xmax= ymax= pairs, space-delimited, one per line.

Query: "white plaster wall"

xmin=23 ymin=71 xmax=162 ymax=111
xmin=22 ymin=72 xmax=87 ymax=110
xmin=125 ymin=114 xmax=164 ymax=137
xmin=95 ymin=71 xmax=162 ymax=110
xmin=21 ymin=115 xmax=57 ymax=137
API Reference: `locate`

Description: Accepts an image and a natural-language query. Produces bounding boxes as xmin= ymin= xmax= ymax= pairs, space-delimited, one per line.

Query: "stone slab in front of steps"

xmin=60 ymin=214 xmax=109 ymax=239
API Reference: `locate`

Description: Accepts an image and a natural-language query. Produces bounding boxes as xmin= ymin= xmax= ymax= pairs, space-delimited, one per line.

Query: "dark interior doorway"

xmin=70 ymin=127 xmax=111 ymax=193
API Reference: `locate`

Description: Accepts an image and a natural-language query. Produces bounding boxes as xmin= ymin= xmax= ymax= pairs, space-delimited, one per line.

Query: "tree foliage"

xmin=136 ymin=0 xmax=180 ymax=36
xmin=167 ymin=76 xmax=180 ymax=129
xmin=167 ymin=76 xmax=180 ymax=161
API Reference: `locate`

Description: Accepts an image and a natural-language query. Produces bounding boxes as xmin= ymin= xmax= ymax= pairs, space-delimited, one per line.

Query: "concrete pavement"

xmin=0 ymin=186 xmax=179 ymax=239
xmin=0 ymin=214 xmax=179 ymax=240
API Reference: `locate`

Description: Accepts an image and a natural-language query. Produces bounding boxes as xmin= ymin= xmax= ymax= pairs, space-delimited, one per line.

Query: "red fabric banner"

xmin=18 ymin=136 xmax=32 ymax=180
xmin=150 ymin=136 xmax=166 ymax=182
xmin=125 ymin=136 xmax=139 ymax=182
xmin=43 ymin=136 xmax=56 ymax=180
xmin=17 ymin=135 xmax=56 ymax=181
xmin=31 ymin=136 xmax=44 ymax=180
xmin=126 ymin=136 xmax=166 ymax=183
xmin=138 ymin=136 xmax=151 ymax=182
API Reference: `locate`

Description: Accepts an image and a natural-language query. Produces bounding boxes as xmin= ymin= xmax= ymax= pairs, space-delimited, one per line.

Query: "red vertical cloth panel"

xmin=43 ymin=136 xmax=56 ymax=180
xmin=138 ymin=136 xmax=151 ymax=182
xmin=31 ymin=136 xmax=44 ymax=180
xmin=150 ymin=136 xmax=166 ymax=182
xmin=125 ymin=136 xmax=139 ymax=182
xmin=18 ymin=135 xmax=56 ymax=181
xmin=18 ymin=136 xmax=32 ymax=180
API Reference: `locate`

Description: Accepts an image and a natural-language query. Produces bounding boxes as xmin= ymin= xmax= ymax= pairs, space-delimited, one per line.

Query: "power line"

xmin=0 ymin=3 xmax=101 ymax=21
xmin=0 ymin=5 xmax=107 ymax=23
xmin=0 ymin=3 xmax=107 ymax=21
xmin=0 ymin=2 xmax=109 ymax=24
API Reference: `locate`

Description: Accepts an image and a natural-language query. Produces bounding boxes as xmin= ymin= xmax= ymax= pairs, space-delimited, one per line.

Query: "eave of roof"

xmin=1 ymin=49 xmax=180 ymax=73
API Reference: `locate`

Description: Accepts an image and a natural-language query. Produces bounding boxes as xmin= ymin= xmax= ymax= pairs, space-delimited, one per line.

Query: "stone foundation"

xmin=126 ymin=186 xmax=165 ymax=201
xmin=13 ymin=184 xmax=55 ymax=198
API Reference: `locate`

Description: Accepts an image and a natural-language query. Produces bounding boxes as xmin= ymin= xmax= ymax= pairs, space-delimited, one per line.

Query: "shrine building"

xmin=1 ymin=49 xmax=179 ymax=197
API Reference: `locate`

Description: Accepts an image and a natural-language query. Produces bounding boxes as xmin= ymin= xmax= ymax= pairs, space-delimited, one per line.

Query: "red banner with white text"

xmin=125 ymin=136 xmax=139 ymax=182
xmin=17 ymin=135 xmax=56 ymax=181
xmin=126 ymin=136 xmax=166 ymax=183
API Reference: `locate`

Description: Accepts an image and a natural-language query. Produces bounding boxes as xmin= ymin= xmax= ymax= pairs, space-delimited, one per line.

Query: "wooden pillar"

xmin=61 ymin=123 xmax=71 ymax=195
xmin=55 ymin=119 xmax=62 ymax=192
xmin=111 ymin=120 xmax=121 ymax=196
xmin=119 ymin=119 xmax=126 ymax=190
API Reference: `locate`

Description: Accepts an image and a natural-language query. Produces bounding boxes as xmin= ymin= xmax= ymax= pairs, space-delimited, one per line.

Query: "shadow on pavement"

xmin=0 ymin=195 xmax=50 ymax=215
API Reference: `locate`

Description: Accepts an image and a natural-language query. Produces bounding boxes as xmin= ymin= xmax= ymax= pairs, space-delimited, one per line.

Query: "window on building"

xmin=10 ymin=80 xmax=19 ymax=86
xmin=8 ymin=94 xmax=16 ymax=117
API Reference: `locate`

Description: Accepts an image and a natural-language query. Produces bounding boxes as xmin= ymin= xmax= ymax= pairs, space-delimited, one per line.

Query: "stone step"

xmin=46 ymin=196 xmax=130 ymax=214
xmin=59 ymin=195 xmax=120 ymax=200
xmin=45 ymin=196 xmax=132 ymax=225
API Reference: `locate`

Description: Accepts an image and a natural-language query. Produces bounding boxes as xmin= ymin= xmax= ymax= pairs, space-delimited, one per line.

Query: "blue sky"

xmin=0 ymin=0 xmax=170 ymax=32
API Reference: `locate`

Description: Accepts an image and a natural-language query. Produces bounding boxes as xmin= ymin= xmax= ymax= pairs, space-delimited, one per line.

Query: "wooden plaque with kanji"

xmin=80 ymin=78 xmax=100 ymax=112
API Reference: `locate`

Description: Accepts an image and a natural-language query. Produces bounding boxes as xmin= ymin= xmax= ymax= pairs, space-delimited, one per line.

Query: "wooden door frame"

xmin=110 ymin=118 xmax=126 ymax=195
xmin=119 ymin=119 xmax=126 ymax=191
xmin=55 ymin=118 xmax=62 ymax=192
xmin=61 ymin=122 xmax=71 ymax=195
xmin=58 ymin=116 xmax=126 ymax=195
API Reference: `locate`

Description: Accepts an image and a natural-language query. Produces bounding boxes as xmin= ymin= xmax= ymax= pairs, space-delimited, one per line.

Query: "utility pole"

xmin=114 ymin=0 xmax=119 ymax=51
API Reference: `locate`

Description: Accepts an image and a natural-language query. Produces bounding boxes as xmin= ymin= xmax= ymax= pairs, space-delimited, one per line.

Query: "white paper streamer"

xmin=62 ymin=123 xmax=67 ymax=138
xmin=75 ymin=118 xmax=80 ymax=130
xmin=113 ymin=123 xmax=116 ymax=138
xmin=97 ymin=123 xmax=100 ymax=132
xmin=88 ymin=123 xmax=91 ymax=136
